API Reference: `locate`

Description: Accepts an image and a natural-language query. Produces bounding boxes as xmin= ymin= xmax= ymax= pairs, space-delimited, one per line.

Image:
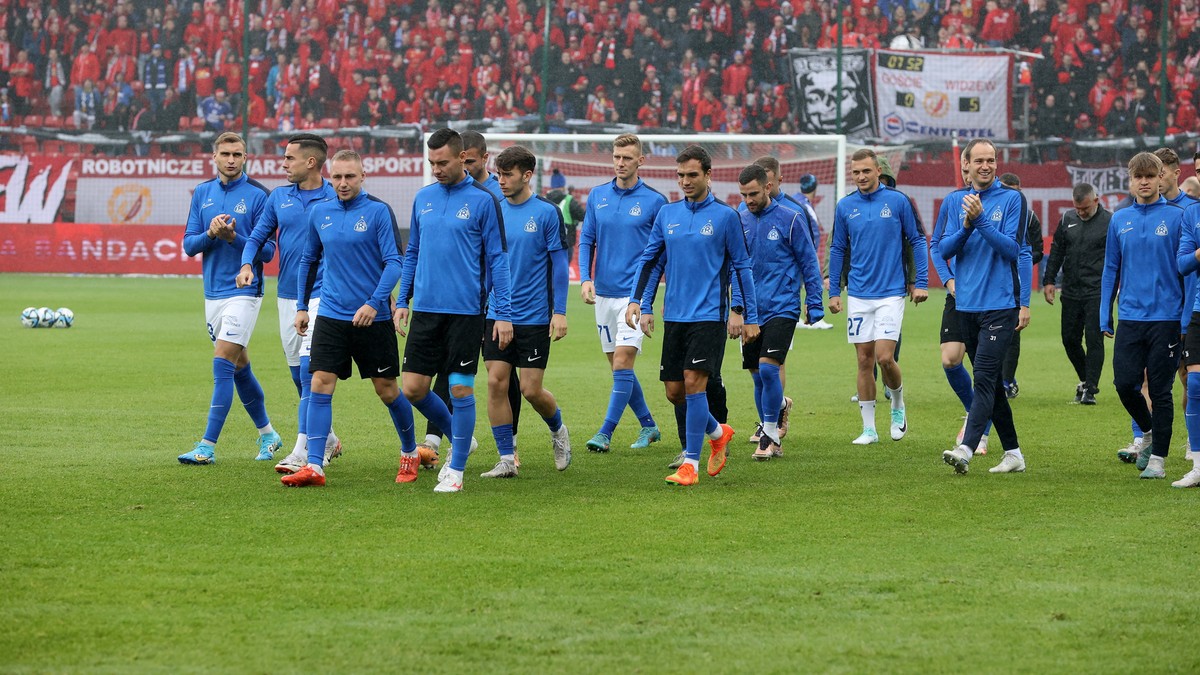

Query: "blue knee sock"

xmin=751 ymin=370 xmax=765 ymax=422
xmin=759 ymin=363 xmax=783 ymax=425
xmin=627 ymin=373 xmax=655 ymax=427
xmin=306 ymin=392 xmax=332 ymax=466
xmin=601 ymin=369 xmax=634 ymax=436
xmin=449 ymin=394 xmax=475 ymax=472
xmin=234 ymin=363 xmax=270 ymax=429
xmin=289 ymin=365 xmax=302 ymax=397
xmin=1187 ymin=375 xmax=1200 ymax=451
xmin=492 ymin=423 xmax=514 ymax=457
xmin=385 ymin=397 xmax=416 ymax=452
xmin=298 ymin=356 xmax=312 ymax=435
xmin=1131 ymin=416 xmax=1143 ymax=439
xmin=685 ymin=392 xmax=710 ymax=462
xmin=944 ymin=364 xmax=974 ymax=413
xmin=414 ymin=391 xmax=455 ymax=441
xmin=543 ymin=408 xmax=563 ymax=433
xmin=202 ymin=357 xmax=237 ymax=443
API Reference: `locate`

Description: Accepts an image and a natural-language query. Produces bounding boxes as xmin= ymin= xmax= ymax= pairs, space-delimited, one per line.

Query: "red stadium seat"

xmin=42 ymin=140 xmax=65 ymax=154
xmin=23 ymin=115 xmax=43 ymax=128
xmin=21 ymin=136 xmax=39 ymax=153
xmin=189 ymin=116 xmax=205 ymax=131
xmin=41 ymin=116 xmax=62 ymax=129
xmin=260 ymin=117 xmax=275 ymax=130
xmin=317 ymin=117 xmax=339 ymax=129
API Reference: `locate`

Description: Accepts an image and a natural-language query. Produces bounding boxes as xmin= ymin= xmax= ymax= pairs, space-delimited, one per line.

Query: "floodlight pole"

xmin=1157 ymin=0 xmax=1167 ymax=147
xmin=241 ymin=0 xmax=250 ymax=140
xmin=835 ymin=0 xmax=844 ymax=135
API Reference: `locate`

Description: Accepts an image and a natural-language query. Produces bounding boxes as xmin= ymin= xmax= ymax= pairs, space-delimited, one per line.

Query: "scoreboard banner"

xmin=873 ymin=50 xmax=1012 ymax=142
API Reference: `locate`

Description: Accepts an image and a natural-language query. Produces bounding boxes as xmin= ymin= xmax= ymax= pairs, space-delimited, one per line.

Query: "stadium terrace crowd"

xmin=0 ymin=0 xmax=1198 ymax=139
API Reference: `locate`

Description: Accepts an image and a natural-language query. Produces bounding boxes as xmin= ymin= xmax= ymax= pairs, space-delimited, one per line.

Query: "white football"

xmin=55 ymin=307 xmax=74 ymax=328
xmin=37 ymin=307 xmax=57 ymax=327
xmin=21 ymin=307 xmax=39 ymax=328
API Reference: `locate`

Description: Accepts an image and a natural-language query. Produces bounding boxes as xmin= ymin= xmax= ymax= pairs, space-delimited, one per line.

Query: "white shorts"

xmin=299 ymin=297 xmax=320 ymax=360
xmin=845 ymin=296 xmax=904 ymax=344
xmin=594 ymin=295 xmax=644 ymax=354
xmin=205 ymin=296 xmax=263 ymax=348
xmin=278 ymin=296 xmax=302 ymax=366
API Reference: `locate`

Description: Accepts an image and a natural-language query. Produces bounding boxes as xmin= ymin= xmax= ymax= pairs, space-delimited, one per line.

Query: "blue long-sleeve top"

xmin=777 ymin=191 xmax=822 ymax=250
xmin=928 ymin=195 xmax=957 ymax=286
xmin=736 ymin=199 xmax=824 ymax=324
xmin=183 ymin=173 xmax=273 ymax=299
xmin=296 ymin=190 xmax=403 ymax=322
xmin=828 ymin=184 xmax=928 ymax=299
xmin=578 ymin=178 xmax=668 ymax=298
xmin=938 ymin=180 xmax=1031 ymax=312
xmin=631 ymin=191 xmax=758 ymax=324
xmin=241 ymin=179 xmax=336 ymax=300
xmin=487 ymin=194 xmax=569 ymax=325
xmin=1171 ymin=193 xmax=1200 ymax=330
xmin=1101 ymin=196 xmax=1186 ymax=333
xmin=397 ymin=173 xmax=510 ymax=319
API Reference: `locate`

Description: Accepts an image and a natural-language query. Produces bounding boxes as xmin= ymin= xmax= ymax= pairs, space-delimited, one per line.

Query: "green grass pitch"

xmin=2 ymin=273 xmax=1198 ymax=673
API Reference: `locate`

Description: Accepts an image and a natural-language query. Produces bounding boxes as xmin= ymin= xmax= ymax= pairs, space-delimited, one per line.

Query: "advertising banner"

xmin=873 ymin=50 xmax=1012 ymax=142
xmin=791 ymin=48 xmax=875 ymax=139
xmin=0 ymin=155 xmax=75 ymax=224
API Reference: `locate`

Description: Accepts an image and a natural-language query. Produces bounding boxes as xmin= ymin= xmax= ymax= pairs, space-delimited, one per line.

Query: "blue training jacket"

xmin=578 ymin=178 xmax=668 ymax=298
xmin=398 ymin=173 xmax=510 ymax=319
xmin=1100 ymin=195 xmax=1186 ymax=333
xmin=737 ymin=198 xmax=824 ymax=324
xmin=241 ymin=180 xmax=336 ymax=300
xmin=776 ymin=191 xmax=822 ymax=250
xmin=488 ymin=194 xmax=569 ymax=325
xmin=296 ymin=189 xmax=403 ymax=322
xmin=183 ymin=173 xmax=274 ymax=299
xmin=632 ymin=191 xmax=758 ymax=324
xmin=928 ymin=196 xmax=956 ymax=287
xmin=938 ymin=180 xmax=1031 ymax=313
xmin=828 ymin=184 xmax=928 ymax=300
xmin=1171 ymin=192 xmax=1200 ymax=331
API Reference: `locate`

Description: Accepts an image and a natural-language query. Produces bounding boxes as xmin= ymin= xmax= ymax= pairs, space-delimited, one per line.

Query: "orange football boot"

xmin=395 ymin=454 xmax=419 ymax=483
xmin=281 ymin=465 xmax=326 ymax=487
xmin=707 ymin=423 xmax=735 ymax=476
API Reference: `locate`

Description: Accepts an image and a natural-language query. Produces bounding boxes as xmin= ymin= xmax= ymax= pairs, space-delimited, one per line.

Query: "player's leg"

xmin=1083 ymin=295 xmax=1104 ymax=401
xmin=349 ymin=320 xmax=416 ymax=482
xmin=973 ymin=310 xmax=1024 ymax=473
xmin=279 ymin=296 xmax=303 ymax=397
xmin=873 ymin=297 xmax=906 ymax=440
xmin=752 ymin=317 xmax=791 ymax=459
xmin=435 ymin=314 xmax=486 ymax=492
xmin=1140 ymin=321 xmax=1179 ymax=479
xmin=283 ymin=316 xmax=351 ymax=486
xmin=513 ymin=325 xmax=570 ymax=470
xmin=943 ymin=311 xmax=986 ymax=473
xmin=1175 ymin=318 xmax=1200 ymax=486
xmin=277 ymin=296 xmax=308 ymax=468
xmin=1002 ymin=330 xmax=1021 ymax=398
xmin=591 ymin=297 xmax=657 ymax=450
xmin=181 ymin=299 xmax=251 ymax=464
xmin=1060 ymin=296 xmax=1089 ymax=401
xmin=482 ymin=352 xmax=518 ymax=478
xmin=1113 ymin=324 xmax=1154 ymax=464
xmin=421 ymin=374 xmax=450 ymax=452
xmin=846 ymin=297 xmax=879 ymax=444
xmin=219 ymin=297 xmax=279 ymax=459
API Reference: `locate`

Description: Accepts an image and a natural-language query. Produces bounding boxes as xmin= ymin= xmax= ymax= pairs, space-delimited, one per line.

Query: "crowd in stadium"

xmin=0 ymin=0 xmax=1197 ymax=139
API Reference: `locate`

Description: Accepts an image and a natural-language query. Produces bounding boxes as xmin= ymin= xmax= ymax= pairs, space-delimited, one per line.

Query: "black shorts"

xmin=308 ymin=316 xmax=400 ymax=380
xmin=1184 ymin=313 xmax=1200 ymax=366
xmin=402 ymin=311 xmax=485 ymax=376
xmin=483 ymin=320 xmax=551 ymax=368
xmin=741 ymin=316 xmax=796 ymax=369
xmin=661 ymin=321 xmax=725 ymax=381
xmin=940 ymin=293 xmax=966 ymax=344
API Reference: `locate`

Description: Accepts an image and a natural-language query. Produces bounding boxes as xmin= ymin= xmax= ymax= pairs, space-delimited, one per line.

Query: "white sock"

xmin=859 ymin=401 xmax=876 ymax=430
xmin=444 ymin=468 xmax=463 ymax=481
xmin=292 ymin=433 xmax=307 ymax=454
xmin=500 ymin=453 xmax=515 ymax=463
xmin=1148 ymin=455 xmax=1164 ymax=470
xmin=685 ymin=458 xmax=700 ymax=470
xmin=401 ymin=448 xmax=418 ymax=458
xmin=424 ymin=434 xmax=442 ymax=449
xmin=308 ymin=463 xmax=325 ymax=476
xmin=762 ymin=421 xmax=780 ymax=443
xmin=257 ymin=423 xmax=275 ymax=435
xmin=1192 ymin=455 xmax=1200 ymax=470
xmin=707 ymin=426 xmax=723 ymax=441
xmin=888 ymin=386 xmax=904 ymax=410
xmin=328 ymin=428 xmax=339 ymax=448
xmin=1005 ymin=448 xmax=1024 ymax=461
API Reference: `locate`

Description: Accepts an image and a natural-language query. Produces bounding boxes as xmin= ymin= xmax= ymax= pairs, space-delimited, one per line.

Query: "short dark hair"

xmin=460 ymin=130 xmax=487 ymax=154
xmin=288 ymin=133 xmax=328 ymax=164
xmin=998 ymin=172 xmax=1021 ymax=187
xmin=676 ymin=145 xmax=711 ymax=172
xmin=850 ymin=147 xmax=878 ymax=164
xmin=1154 ymin=147 xmax=1180 ymax=168
xmin=752 ymin=156 xmax=781 ymax=176
xmin=427 ymin=128 xmax=462 ymax=154
xmin=1072 ymin=183 xmax=1096 ymax=202
xmin=494 ymin=145 xmax=536 ymax=174
xmin=738 ymin=164 xmax=769 ymax=186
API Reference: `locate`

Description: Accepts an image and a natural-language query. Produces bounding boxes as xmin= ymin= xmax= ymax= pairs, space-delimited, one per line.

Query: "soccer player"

xmin=1042 ymin=183 xmax=1110 ymax=405
xmin=827 ymin=148 xmax=928 ymax=445
xmin=1175 ymin=197 xmax=1200 ymax=486
xmin=179 ymin=132 xmax=281 ymax=465
xmin=753 ymin=156 xmax=820 ymax=250
xmin=793 ymin=172 xmax=835 ymax=331
xmin=280 ymin=150 xmax=417 ymax=487
xmin=997 ymin=173 xmax=1044 ymax=400
xmin=736 ymin=164 xmax=824 ymax=460
xmin=479 ymin=145 xmax=572 ymax=478
xmin=395 ymin=128 xmax=511 ymax=493
xmin=626 ymin=145 xmax=757 ymax=486
xmin=939 ymin=139 xmax=1032 ymax=475
xmin=578 ymin=133 xmax=667 ymax=452
xmin=1100 ymin=151 xmax=1187 ymax=480
xmin=235 ymin=133 xmax=342 ymax=474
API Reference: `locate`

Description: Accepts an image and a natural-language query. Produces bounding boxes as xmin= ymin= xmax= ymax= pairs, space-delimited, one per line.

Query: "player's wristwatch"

xmin=731 ymin=306 xmax=744 ymax=316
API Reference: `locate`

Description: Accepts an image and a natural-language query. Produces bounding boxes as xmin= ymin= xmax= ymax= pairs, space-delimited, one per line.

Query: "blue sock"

xmin=759 ymin=363 xmax=783 ymax=425
xmin=544 ymin=408 xmax=563 ymax=433
xmin=385 ymin=397 xmax=416 ymax=452
xmin=601 ymin=369 xmax=634 ymax=436
xmin=1131 ymin=416 xmax=1143 ymax=439
xmin=627 ymin=372 xmax=655 ymax=427
xmin=984 ymin=419 xmax=994 ymax=436
xmin=202 ymin=357 xmax=237 ymax=443
xmin=449 ymin=394 xmax=475 ymax=472
xmin=414 ymin=391 xmax=455 ymax=441
xmin=298 ymin=356 xmax=312 ymax=435
xmin=944 ymin=364 xmax=974 ymax=412
xmin=306 ymin=392 xmax=332 ymax=466
xmin=288 ymin=365 xmax=302 ymax=397
xmin=234 ymin=363 xmax=270 ymax=429
xmin=1187 ymin=374 xmax=1200 ymax=452
xmin=685 ymin=392 xmax=710 ymax=462
xmin=751 ymin=370 xmax=765 ymax=422
xmin=492 ymin=423 xmax=514 ymax=456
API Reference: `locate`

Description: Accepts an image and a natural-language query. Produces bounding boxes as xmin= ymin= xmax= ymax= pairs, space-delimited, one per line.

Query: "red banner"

xmin=0 ymin=222 xmax=280 ymax=275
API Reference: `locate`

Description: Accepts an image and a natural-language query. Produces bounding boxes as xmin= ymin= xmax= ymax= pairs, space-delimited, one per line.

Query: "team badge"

xmin=880 ymin=204 xmax=892 ymax=218
xmin=990 ymin=207 xmax=1003 ymax=222
xmin=524 ymin=217 xmax=538 ymax=232
xmin=456 ymin=205 xmax=471 ymax=219
xmin=1156 ymin=222 xmax=1168 ymax=236
xmin=629 ymin=203 xmax=642 ymax=216
xmin=234 ymin=199 xmax=247 ymax=214
xmin=354 ymin=217 xmax=368 ymax=232
xmin=700 ymin=221 xmax=714 ymax=236
xmin=767 ymin=228 xmax=780 ymax=241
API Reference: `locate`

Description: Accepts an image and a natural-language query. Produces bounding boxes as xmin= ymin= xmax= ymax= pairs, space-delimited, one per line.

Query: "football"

xmin=55 ymin=308 xmax=74 ymax=328
xmin=20 ymin=307 xmax=39 ymax=327
xmin=37 ymin=307 xmax=57 ymax=327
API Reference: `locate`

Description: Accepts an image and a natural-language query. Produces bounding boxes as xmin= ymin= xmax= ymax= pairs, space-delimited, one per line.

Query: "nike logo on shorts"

xmin=527 ymin=356 xmax=539 ymax=362
xmin=766 ymin=348 xmax=781 ymax=353
xmin=460 ymin=360 xmax=474 ymax=367
xmin=691 ymin=358 xmax=706 ymax=364
xmin=377 ymin=366 xmax=390 ymax=373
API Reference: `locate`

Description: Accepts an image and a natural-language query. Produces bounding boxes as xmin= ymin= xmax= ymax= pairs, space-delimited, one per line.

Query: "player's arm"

xmin=790 ymin=213 xmax=825 ymax=324
xmin=395 ymin=202 xmax=422 ymax=311
xmin=1042 ymin=212 xmax=1069 ymax=302
xmin=182 ymin=190 xmax=220 ymax=256
xmin=971 ymin=193 xmax=1023 ymax=261
xmin=900 ymin=196 xmax=929 ymax=302
xmin=578 ymin=192 xmax=597 ymax=303
xmin=1099 ymin=221 xmax=1120 ymax=336
xmin=727 ymin=212 xmax=759 ymax=340
xmin=938 ymin=195 xmax=973 ymax=259
xmin=826 ymin=205 xmax=848 ymax=298
xmin=628 ymin=211 xmax=666 ymax=329
xmin=929 ymin=198 xmax=955 ymax=292
xmin=1179 ymin=205 xmax=1200 ymax=273
xmin=1027 ymin=211 xmax=1044 ymax=265
xmin=359 ymin=204 xmax=404 ymax=326
xmin=294 ymin=216 xmax=323 ymax=336
xmin=548 ymin=205 xmax=569 ymax=340
xmin=481 ymin=195 xmax=513 ymax=348
xmin=237 ymin=195 xmax=280 ymax=286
